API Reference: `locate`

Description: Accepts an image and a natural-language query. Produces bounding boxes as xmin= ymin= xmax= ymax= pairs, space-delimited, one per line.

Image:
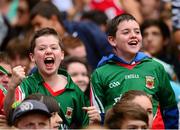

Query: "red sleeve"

xmin=0 ymin=90 xmax=5 ymax=115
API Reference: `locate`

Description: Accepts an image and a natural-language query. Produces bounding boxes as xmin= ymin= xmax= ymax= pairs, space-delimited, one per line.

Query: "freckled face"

xmin=30 ymin=35 xmax=64 ymax=76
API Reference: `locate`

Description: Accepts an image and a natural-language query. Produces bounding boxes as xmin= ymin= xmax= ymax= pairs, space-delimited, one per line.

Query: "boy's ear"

xmin=29 ymin=53 xmax=35 ymax=62
xmin=61 ymin=51 xmax=64 ymax=60
xmin=108 ymin=36 xmax=116 ymax=47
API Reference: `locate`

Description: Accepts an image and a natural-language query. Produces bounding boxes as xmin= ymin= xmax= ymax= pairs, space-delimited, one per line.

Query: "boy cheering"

xmin=91 ymin=14 xmax=178 ymax=129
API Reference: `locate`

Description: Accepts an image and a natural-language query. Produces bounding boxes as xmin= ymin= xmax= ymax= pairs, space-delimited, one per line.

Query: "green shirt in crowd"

xmin=15 ymin=69 xmax=89 ymax=129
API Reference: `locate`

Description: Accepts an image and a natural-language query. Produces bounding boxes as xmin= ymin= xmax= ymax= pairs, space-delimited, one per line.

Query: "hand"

xmin=0 ymin=114 xmax=9 ymax=129
xmin=9 ymin=66 xmax=26 ymax=89
xmin=83 ymin=106 xmax=101 ymax=124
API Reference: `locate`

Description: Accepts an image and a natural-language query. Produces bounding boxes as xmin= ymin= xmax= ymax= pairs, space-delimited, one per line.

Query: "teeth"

xmin=45 ymin=57 xmax=53 ymax=60
xmin=44 ymin=57 xmax=54 ymax=64
xmin=129 ymin=41 xmax=137 ymax=45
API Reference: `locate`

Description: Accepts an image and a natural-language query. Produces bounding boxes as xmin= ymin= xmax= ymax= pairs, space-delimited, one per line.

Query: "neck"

xmin=114 ymin=50 xmax=136 ymax=63
xmin=40 ymin=71 xmax=58 ymax=82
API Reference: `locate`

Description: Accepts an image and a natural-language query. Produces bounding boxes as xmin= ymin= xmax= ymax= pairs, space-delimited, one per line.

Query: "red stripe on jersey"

xmin=152 ymin=106 xmax=165 ymax=129
xmin=15 ymin=86 xmax=23 ymax=101
xmin=116 ymin=61 xmax=140 ymax=70
xmin=90 ymin=86 xmax=93 ymax=106
xmin=43 ymin=82 xmax=65 ymax=96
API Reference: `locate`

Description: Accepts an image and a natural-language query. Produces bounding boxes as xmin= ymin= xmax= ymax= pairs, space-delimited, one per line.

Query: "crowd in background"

xmin=0 ymin=0 xmax=179 ymax=129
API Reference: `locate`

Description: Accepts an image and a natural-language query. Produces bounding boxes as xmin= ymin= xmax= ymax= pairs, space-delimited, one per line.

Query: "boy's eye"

xmin=135 ymin=30 xmax=140 ymax=34
xmin=122 ymin=31 xmax=129 ymax=34
xmin=52 ymin=47 xmax=58 ymax=50
xmin=39 ymin=48 xmax=45 ymax=50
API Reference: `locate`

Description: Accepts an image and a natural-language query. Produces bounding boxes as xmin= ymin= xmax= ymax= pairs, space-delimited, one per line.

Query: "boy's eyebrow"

xmin=120 ymin=28 xmax=140 ymax=31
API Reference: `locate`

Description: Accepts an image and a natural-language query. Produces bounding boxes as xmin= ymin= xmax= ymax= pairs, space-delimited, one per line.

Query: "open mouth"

xmin=44 ymin=57 xmax=54 ymax=67
xmin=128 ymin=40 xmax=138 ymax=46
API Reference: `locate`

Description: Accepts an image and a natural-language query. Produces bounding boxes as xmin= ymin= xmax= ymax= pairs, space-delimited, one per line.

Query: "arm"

xmin=158 ymin=65 xmax=179 ymax=129
xmin=91 ymin=71 xmax=106 ymax=124
xmin=3 ymin=66 xmax=25 ymax=115
xmin=120 ymin=0 xmax=143 ymax=24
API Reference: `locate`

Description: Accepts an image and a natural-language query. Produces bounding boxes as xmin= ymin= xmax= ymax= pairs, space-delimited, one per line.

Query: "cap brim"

xmin=12 ymin=109 xmax=51 ymax=125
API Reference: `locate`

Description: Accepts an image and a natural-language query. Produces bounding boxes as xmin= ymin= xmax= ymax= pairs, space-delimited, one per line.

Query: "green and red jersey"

xmin=15 ymin=69 xmax=89 ymax=129
xmin=91 ymin=53 xmax=178 ymax=129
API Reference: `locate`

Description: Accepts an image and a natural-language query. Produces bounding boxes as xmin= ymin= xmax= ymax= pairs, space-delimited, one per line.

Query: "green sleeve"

xmin=91 ymin=70 xmax=105 ymax=113
xmin=75 ymin=90 xmax=89 ymax=128
xmin=157 ymin=65 xmax=177 ymax=109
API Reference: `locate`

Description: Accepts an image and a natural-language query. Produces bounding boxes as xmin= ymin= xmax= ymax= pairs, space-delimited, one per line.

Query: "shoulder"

xmin=20 ymin=71 xmax=42 ymax=87
xmin=142 ymin=58 xmax=165 ymax=69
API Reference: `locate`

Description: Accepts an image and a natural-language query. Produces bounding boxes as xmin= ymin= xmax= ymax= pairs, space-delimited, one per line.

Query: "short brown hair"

xmin=120 ymin=90 xmax=152 ymax=103
xmin=30 ymin=27 xmax=64 ymax=53
xmin=105 ymin=102 xmax=148 ymax=129
xmin=107 ymin=13 xmax=137 ymax=37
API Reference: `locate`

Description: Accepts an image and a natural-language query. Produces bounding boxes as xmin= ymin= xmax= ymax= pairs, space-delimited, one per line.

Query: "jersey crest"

xmin=65 ymin=107 xmax=73 ymax=119
xmin=145 ymin=76 xmax=155 ymax=89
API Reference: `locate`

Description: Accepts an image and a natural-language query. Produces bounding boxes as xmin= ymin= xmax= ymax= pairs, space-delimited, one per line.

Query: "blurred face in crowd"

xmin=16 ymin=0 xmax=30 ymax=27
xmin=66 ymin=45 xmax=86 ymax=58
xmin=30 ymin=35 xmax=64 ymax=77
xmin=31 ymin=15 xmax=54 ymax=31
xmin=31 ymin=15 xmax=65 ymax=36
xmin=120 ymin=118 xmax=148 ymax=129
xmin=16 ymin=113 xmax=50 ymax=129
xmin=142 ymin=26 xmax=165 ymax=56
xmin=10 ymin=55 xmax=31 ymax=74
xmin=50 ymin=112 xmax=62 ymax=129
xmin=132 ymin=95 xmax=153 ymax=128
xmin=108 ymin=20 xmax=142 ymax=62
xmin=67 ymin=62 xmax=89 ymax=92
xmin=0 ymin=62 xmax=11 ymax=88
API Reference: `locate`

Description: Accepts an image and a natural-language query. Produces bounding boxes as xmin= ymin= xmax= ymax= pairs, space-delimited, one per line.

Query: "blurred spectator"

xmin=88 ymin=0 xmax=125 ymax=19
xmin=52 ymin=0 xmax=84 ymax=21
xmin=0 ymin=52 xmax=11 ymax=89
xmin=120 ymin=0 xmax=143 ymax=24
xmin=12 ymin=99 xmax=52 ymax=129
xmin=24 ymin=93 xmax=63 ymax=130
xmin=62 ymin=56 xmax=101 ymax=124
xmin=30 ymin=1 xmax=112 ymax=70
xmin=0 ymin=0 xmax=39 ymax=51
xmin=120 ymin=90 xmax=155 ymax=129
xmin=104 ymin=102 xmax=149 ymax=129
xmin=141 ymin=19 xmax=180 ymax=80
xmin=11 ymin=0 xmax=39 ymax=36
xmin=62 ymin=56 xmax=90 ymax=92
xmin=139 ymin=0 xmax=161 ymax=21
xmin=63 ymin=36 xmax=86 ymax=58
xmin=0 ymin=66 xmax=10 ymax=115
xmin=160 ymin=0 xmax=172 ymax=31
xmin=0 ymin=52 xmax=11 ymax=115
xmin=5 ymin=34 xmax=34 ymax=75
xmin=0 ymin=52 xmax=12 ymax=129
xmin=172 ymin=0 xmax=180 ymax=52
xmin=81 ymin=10 xmax=108 ymax=32
xmin=0 ymin=0 xmax=18 ymax=25
xmin=0 ymin=14 xmax=10 ymax=49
